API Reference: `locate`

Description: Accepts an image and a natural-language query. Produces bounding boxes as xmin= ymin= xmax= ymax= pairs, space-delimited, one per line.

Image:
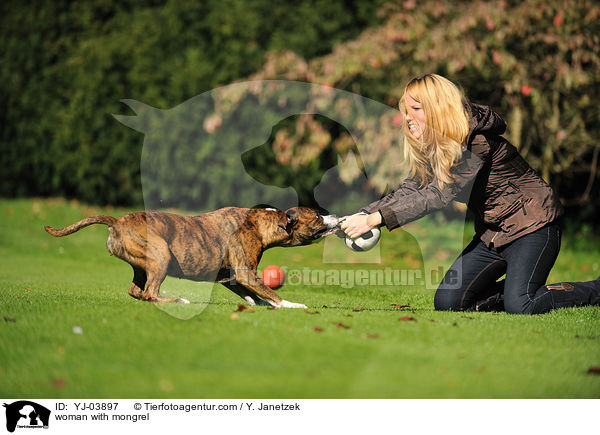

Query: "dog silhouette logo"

xmin=3 ymin=401 xmax=50 ymax=432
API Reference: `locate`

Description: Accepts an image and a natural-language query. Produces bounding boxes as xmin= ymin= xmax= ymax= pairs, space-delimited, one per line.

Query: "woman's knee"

xmin=503 ymin=293 xmax=550 ymax=315
xmin=503 ymin=300 xmax=530 ymax=315
xmin=434 ymin=287 xmax=463 ymax=311
xmin=503 ymin=284 xmax=557 ymax=314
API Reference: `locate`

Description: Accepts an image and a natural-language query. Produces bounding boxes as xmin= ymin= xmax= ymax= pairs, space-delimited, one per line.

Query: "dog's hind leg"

xmin=141 ymin=239 xmax=189 ymax=304
xmin=128 ymin=267 xmax=146 ymax=300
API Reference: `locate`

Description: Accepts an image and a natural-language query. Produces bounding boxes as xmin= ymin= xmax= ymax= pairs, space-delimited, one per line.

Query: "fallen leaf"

xmin=398 ymin=316 xmax=417 ymax=321
xmin=3 ymin=316 xmax=16 ymax=323
xmin=314 ymin=327 xmax=324 ymax=332
xmin=285 ymin=325 xmax=292 ymax=331
xmin=230 ymin=314 xmax=240 ymax=320
xmin=352 ymin=308 xmax=364 ymax=312
xmin=343 ymin=313 xmax=353 ymax=317
xmin=57 ymin=346 xmax=65 ymax=355
xmin=336 ymin=322 xmax=351 ymax=329
xmin=52 ymin=378 xmax=66 ymax=389
xmin=429 ymin=319 xmax=436 ymax=323
xmin=305 ymin=310 xmax=320 ymax=315
xmin=392 ymin=304 xmax=410 ymax=309
xmin=322 ymin=304 xmax=337 ymax=308
xmin=360 ymin=333 xmax=380 ymax=339
xmin=235 ymin=304 xmax=255 ymax=313
xmin=587 ymin=367 xmax=600 ymax=375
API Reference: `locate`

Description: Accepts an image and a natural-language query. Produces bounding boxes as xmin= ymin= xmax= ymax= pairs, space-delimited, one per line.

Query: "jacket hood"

xmin=467 ymin=103 xmax=507 ymax=139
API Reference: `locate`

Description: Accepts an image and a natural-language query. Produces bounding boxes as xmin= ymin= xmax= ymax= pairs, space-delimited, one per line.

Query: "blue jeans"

xmin=435 ymin=223 xmax=599 ymax=314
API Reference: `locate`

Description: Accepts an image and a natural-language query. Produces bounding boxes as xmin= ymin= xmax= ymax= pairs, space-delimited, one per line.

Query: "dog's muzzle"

xmin=314 ymin=214 xmax=342 ymax=238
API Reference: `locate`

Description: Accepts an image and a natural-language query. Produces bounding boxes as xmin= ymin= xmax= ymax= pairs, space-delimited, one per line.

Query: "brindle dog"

xmin=45 ymin=207 xmax=340 ymax=308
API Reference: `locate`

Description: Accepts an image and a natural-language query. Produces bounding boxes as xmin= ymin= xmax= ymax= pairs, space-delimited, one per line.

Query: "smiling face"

xmin=403 ymin=94 xmax=426 ymax=140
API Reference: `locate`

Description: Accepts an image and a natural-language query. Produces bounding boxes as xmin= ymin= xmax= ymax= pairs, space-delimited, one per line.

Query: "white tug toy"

xmin=341 ymin=213 xmax=381 ymax=252
xmin=345 ymin=227 xmax=381 ymax=252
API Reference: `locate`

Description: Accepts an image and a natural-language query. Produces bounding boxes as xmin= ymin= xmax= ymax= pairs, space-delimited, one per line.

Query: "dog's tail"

xmin=44 ymin=215 xmax=117 ymax=237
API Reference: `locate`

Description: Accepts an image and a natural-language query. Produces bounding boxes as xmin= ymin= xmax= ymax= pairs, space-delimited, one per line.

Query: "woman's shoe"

xmin=475 ymin=292 xmax=504 ymax=312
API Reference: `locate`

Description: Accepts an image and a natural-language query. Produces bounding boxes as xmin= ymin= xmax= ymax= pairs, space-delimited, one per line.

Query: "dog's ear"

xmin=286 ymin=209 xmax=298 ymax=222
xmin=281 ymin=209 xmax=297 ymax=234
xmin=277 ymin=212 xmax=289 ymax=233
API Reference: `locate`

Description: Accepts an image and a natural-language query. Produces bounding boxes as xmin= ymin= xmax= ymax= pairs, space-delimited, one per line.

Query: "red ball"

xmin=262 ymin=265 xmax=285 ymax=289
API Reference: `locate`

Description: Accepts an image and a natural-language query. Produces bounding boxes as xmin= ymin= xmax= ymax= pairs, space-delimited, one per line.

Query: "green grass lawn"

xmin=1 ymin=198 xmax=599 ymax=398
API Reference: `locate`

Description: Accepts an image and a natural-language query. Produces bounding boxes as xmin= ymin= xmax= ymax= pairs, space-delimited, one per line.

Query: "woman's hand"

xmin=340 ymin=212 xmax=382 ymax=239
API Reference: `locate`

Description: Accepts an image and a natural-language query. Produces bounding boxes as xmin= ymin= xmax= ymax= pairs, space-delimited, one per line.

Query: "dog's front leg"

xmin=233 ymin=268 xmax=307 ymax=309
xmin=221 ymin=281 xmax=271 ymax=306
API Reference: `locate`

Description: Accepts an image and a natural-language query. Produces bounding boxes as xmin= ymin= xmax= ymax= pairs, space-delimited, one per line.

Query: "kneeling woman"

xmin=341 ymin=73 xmax=599 ymax=314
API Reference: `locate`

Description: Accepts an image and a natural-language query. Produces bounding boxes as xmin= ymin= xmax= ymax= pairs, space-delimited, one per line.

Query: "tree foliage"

xmin=1 ymin=0 xmax=384 ymax=205
xmin=1 ymin=0 xmax=598 ymax=223
xmin=245 ymin=0 xmax=600 ymax=222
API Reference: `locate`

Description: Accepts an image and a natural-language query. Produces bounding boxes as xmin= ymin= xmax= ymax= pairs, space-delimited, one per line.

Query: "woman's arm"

xmin=376 ymin=149 xmax=484 ymax=231
xmin=341 ymin=178 xmax=419 ymax=238
xmin=342 ymin=146 xmax=486 ymax=237
xmin=361 ymin=177 xmax=421 ymax=215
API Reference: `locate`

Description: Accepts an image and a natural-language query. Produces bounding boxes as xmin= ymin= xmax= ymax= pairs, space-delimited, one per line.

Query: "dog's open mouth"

xmin=311 ymin=215 xmax=343 ymax=239
xmin=313 ymin=226 xmax=345 ymax=239
xmin=315 ymin=227 xmax=336 ymax=238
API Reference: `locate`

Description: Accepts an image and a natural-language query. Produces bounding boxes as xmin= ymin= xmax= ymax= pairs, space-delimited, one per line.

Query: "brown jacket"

xmin=362 ymin=104 xmax=562 ymax=248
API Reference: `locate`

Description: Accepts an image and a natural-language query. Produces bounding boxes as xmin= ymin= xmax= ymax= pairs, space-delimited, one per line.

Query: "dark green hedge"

xmin=1 ymin=0 xmax=384 ymax=206
xmin=2 ymin=0 xmax=598 ymax=226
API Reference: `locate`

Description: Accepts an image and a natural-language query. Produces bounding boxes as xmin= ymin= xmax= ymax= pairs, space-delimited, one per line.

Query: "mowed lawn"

xmin=1 ymin=198 xmax=599 ymax=398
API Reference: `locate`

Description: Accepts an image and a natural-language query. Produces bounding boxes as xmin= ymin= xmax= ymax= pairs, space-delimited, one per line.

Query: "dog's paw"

xmin=244 ymin=296 xmax=257 ymax=306
xmin=176 ymin=298 xmax=190 ymax=304
xmin=278 ymin=300 xmax=307 ymax=309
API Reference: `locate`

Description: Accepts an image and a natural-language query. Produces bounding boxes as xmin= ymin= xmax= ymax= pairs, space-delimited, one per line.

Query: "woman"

xmin=341 ymin=73 xmax=599 ymax=314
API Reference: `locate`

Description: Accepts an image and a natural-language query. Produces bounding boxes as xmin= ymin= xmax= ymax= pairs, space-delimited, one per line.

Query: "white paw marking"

xmin=177 ymin=298 xmax=190 ymax=304
xmin=244 ymin=296 xmax=257 ymax=306
xmin=278 ymin=299 xmax=307 ymax=309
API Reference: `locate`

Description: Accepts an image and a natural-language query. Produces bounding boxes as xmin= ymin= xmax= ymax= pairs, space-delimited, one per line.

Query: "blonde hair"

xmin=399 ymin=74 xmax=470 ymax=188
